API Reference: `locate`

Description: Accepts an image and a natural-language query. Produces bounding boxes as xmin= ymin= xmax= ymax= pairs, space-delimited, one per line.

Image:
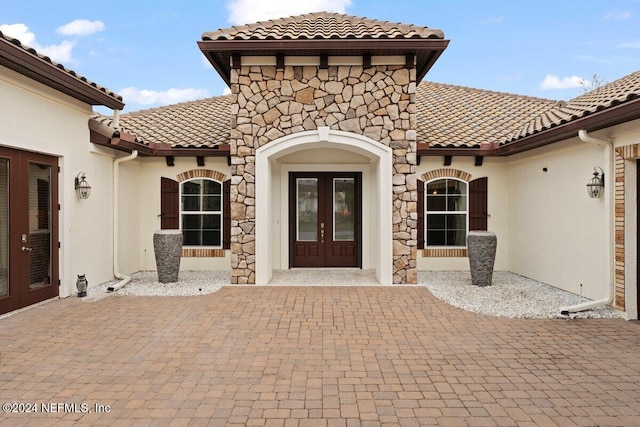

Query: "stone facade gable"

xmin=230 ymin=63 xmax=418 ymax=284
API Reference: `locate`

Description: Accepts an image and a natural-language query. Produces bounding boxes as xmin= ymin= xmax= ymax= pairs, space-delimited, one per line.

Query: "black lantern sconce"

xmin=586 ymin=167 xmax=604 ymax=199
xmin=75 ymin=172 xmax=92 ymax=199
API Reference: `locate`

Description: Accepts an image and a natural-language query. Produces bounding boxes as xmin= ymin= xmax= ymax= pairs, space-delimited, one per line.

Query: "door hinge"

xmin=58 ymin=241 xmax=61 ymax=249
xmin=58 ymin=279 xmax=61 ymax=286
xmin=58 ymin=204 xmax=61 ymax=211
xmin=58 ymin=166 xmax=61 ymax=173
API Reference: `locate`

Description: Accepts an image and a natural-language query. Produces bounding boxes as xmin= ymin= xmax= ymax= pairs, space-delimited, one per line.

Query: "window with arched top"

xmin=425 ymin=178 xmax=468 ymax=247
xmin=180 ymin=178 xmax=223 ymax=247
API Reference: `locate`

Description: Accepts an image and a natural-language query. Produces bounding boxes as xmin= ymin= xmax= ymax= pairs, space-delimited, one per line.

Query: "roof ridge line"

xmin=420 ymin=80 xmax=559 ymax=103
xmin=122 ymin=94 xmax=232 ymax=116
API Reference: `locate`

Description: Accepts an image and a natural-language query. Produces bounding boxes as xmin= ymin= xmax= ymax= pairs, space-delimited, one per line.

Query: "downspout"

xmin=112 ymin=109 xmax=121 ymax=130
xmin=107 ymin=150 xmax=138 ymax=292
xmin=560 ymin=129 xmax=614 ymax=315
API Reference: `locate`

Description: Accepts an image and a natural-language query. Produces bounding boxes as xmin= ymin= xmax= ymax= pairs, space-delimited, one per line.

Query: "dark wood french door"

xmin=0 ymin=147 xmax=59 ymax=315
xmin=289 ymin=172 xmax=361 ymax=268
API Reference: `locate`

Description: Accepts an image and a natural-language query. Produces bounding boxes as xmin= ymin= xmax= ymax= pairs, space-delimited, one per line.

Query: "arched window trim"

xmin=179 ymin=177 xmax=224 ymax=249
xmin=424 ymin=177 xmax=469 ymax=248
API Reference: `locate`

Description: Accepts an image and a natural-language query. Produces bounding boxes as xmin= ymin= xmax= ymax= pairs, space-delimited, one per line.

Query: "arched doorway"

xmin=255 ymin=127 xmax=393 ymax=285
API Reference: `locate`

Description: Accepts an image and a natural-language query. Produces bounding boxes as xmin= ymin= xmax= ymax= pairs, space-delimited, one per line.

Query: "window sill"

xmin=422 ymin=248 xmax=468 ymax=258
xmin=181 ymin=248 xmax=226 ymax=258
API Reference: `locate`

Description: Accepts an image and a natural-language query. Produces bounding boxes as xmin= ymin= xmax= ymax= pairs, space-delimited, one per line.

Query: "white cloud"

xmin=226 ymin=0 xmax=351 ymax=25
xmin=539 ymin=74 xmax=589 ymax=90
xmin=57 ymin=19 xmax=105 ymax=36
xmin=119 ymin=87 xmax=210 ymax=106
xmin=483 ymin=16 xmax=505 ymax=24
xmin=604 ymin=10 xmax=631 ymax=20
xmin=222 ymin=87 xmax=232 ymax=95
xmin=0 ymin=23 xmax=76 ymax=63
xmin=619 ymin=40 xmax=640 ymax=49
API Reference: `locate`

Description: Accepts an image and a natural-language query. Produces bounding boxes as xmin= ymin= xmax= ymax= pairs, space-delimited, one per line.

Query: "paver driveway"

xmin=0 ymin=286 xmax=639 ymax=426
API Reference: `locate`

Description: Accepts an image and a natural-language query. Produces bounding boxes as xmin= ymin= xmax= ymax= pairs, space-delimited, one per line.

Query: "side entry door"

xmin=0 ymin=147 xmax=59 ymax=315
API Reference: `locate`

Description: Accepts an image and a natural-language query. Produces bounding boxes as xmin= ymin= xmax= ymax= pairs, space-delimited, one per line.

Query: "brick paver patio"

xmin=1 ymin=286 xmax=639 ymax=426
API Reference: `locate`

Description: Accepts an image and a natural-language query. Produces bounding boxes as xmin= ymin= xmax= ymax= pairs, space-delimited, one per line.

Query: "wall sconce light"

xmin=75 ymin=172 xmax=92 ymax=199
xmin=586 ymin=167 xmax=604 ymax=199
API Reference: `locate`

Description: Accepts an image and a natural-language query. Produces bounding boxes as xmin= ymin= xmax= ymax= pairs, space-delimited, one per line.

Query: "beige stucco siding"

xmin=507 ymin=138 xmax=608 ymax=300
xmin=0 ymin=66 xmax=116 ymax=297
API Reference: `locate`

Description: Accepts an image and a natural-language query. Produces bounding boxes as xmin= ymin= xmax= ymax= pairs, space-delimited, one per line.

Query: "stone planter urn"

xmin=153 ymin=230 xmax=183 ymax=283
xmin=467 ymin=231 xmax=497 ymax=287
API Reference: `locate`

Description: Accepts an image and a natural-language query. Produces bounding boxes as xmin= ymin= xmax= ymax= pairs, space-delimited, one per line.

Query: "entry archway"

xmin=255 ymin=127 xmax=393 ymax=285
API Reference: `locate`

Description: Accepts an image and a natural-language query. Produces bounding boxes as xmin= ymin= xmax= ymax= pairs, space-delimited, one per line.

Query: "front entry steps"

xmin=268 ymin=269 xmax=378 ymax=286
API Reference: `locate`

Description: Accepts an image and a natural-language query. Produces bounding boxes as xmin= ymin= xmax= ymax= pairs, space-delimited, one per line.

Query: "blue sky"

xmin=2 ymin=0 xmax=639 ymax=112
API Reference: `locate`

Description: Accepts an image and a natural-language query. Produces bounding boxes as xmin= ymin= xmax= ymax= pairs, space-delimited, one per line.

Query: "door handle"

xmin=21 ymin=246 xmax=33 ymax=252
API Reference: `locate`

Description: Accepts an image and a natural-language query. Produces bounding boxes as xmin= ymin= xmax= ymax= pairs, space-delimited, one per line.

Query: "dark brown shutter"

xmin=469 ymin=177 xmax=488 ymax=231
xmin=223 ymin=179 xmax=231 ymax=249
xmin=417 ymin=179 xmax=425 ymax=249
xmin=160 ymin=177 xmax=179 ymax=229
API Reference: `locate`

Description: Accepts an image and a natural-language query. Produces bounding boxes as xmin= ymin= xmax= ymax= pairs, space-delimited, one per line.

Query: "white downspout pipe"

xmin=560 ymin=129 xmax=614 ymax=315
xmin=112 ymin=109 xmax=121 ymax=130
xmin=107 ymin=150 xmax=138 ymax=292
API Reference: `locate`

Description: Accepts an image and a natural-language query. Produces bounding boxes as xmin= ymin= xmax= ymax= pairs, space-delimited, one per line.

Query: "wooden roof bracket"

xmin=320 ymin=54 xmax=329 ymax=69
xmin=405 ymin=53 xmax=415 ymax=68
xmin=363 ymin=53 xmax=372 ymax=68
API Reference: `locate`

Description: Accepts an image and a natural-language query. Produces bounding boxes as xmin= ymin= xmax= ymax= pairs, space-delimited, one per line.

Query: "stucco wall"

xmin=136 ymin=157 xmax=231 ymax=271
xmin=507 ymin=138 xmax=608 ymax=300
xmin=0 ymin=66 xmax=116 ymax=297
xmin=416 ymin=157 xmax=510 ymax=271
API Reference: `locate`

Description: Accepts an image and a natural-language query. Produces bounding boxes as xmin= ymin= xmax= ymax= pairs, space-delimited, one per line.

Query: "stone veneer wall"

xmin=229 ymin=64 xmax=417 ymax=284
xmin=613 ymin=143 xmax=640 ymax=309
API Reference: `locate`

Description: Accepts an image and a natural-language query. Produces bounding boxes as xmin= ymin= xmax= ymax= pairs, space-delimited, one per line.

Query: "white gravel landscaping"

xmin=420 ymin=270 xmax=620 ymax=319
xmin=87 ymin=269 xmax=620 ymax=319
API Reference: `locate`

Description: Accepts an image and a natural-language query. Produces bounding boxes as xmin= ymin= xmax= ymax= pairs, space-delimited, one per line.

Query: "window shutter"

xmin=223 ymin=179 xmax=231 ymax=249
xmin=469 ymin=177 xmax=488 ymax=231
xmin=160 ymin=177 xmax=179 ymax=229
xmin=417 ymin=179 xmax=425 ymax=249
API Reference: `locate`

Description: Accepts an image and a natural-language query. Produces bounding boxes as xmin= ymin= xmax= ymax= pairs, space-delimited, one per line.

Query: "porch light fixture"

xmin=74 ymin=172 xmax=92 ymax=199
xmin=586 ymin=167 xmax=604 ymax=199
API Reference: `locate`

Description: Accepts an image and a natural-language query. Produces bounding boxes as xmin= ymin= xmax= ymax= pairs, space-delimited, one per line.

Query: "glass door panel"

xmin=333 ymin=178 xmax=355 ymax=241
xmin=28 ymin=163 xmax=52 ymax=289
xmin=297 ymin=178 xmax=318 ymax=241
xmin=0 ymin=159 xmax=8 ymax=297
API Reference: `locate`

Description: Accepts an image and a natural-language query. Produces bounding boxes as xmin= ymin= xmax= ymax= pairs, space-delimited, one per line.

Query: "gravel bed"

xmin=420 ymin=270 xmax=619 ymax=319
xmin=87 ymin=269 xmax=620 ymax=319
xmin=88 ymin=271 xmax=229 ymax=297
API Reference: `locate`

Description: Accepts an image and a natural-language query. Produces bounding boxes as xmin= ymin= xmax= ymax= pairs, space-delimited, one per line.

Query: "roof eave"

xmin=198 ymin=38 xmax=449 ymax=85
xmin=0 ymin=37 xmax=124 ymax=110
xmin=496 ymin=98 xmax=640 ymax=156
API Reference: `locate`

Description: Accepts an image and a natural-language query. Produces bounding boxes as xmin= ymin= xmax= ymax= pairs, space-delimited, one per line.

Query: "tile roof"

xmin=93 ymin=95 xmax=231 ymax=148
xmin=0 ymin=30 xmax=123 ymax=109
xmin=97 ymin=70 xmax=640 ymax=156
xmin=502 ymin=71 xmax=640 ymax=144
xmin=416 ymin=82 xmax=557 ymax=148
xmin=202 ymin=12 xmax=444 ymax=41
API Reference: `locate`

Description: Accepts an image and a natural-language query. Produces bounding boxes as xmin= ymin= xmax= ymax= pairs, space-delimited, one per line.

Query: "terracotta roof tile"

xmin=202 ymin=12 xmax=444 ymax=41
xmin=416 ymin=82 xmax=557 ymax=148
xmin=98 ymin=71 xmax=640 ymax=154
xmin=0 ymin=30 xmax=123 ymax=107
xmin=502 ymin=71 xmax=640 ymax=144
xmin=92 ymin=95 xmax=231 ymax=148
